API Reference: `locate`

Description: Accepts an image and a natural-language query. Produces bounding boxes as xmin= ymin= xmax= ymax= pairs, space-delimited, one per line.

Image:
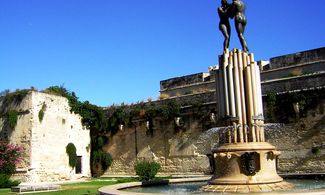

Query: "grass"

xmin=0 ymin=188 xmax=10 ymax=195
xmin=0 ymin=177 xmax=171 ymax=195
xmin=0 ymin=178 xmax=139 ymax=195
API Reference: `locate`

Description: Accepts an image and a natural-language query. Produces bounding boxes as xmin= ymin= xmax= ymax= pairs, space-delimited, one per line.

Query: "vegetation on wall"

xmin=0 ymin=89 xmax=29 ymax=106
xmin=66 ymin=143 xmax=77 ymax=168
xmin=43 ymin=86 xmax=211 ymax=134
xmin=38 ymin=103 xmax=46 ymax=123
xmin=264 ymin=88 xmax=325 ymax=122
xmin=6 ymin=110 xmax=18 ymax=129
xmin=41 ymin=86 xmax=214 ymax=176
xmin=0 ymin=90 xmax=30 ymax=131
xmin=311 ymin=146 xmax=321 ymax=156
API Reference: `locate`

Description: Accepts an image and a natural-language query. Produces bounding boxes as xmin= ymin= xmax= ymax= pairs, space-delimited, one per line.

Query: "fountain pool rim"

xmin=98 ymin=176 xmax=325 ymax=195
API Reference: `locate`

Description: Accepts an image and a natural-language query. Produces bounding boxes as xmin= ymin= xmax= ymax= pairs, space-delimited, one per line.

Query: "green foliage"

xmin=311 ymin=146 xmax=321 ymax=156
xmin=92 ymin=150 xmax=113 ymax=171
xmin=106 ymin=104 xmax=131 ymax=135
xmin=79 ymin=101 xmax=108 ymax=131
xmin=158 ymin=100 xmax=181 ymax=120
xmin=66 ymin=143 xmax=77 ymax=168
xmin=96 ymin=136 xmax=107 ymax=148
xmin=0 ymin=174 xmax=20 ymax=188
xmin=38 ymin=103 xmax=46 ymax=123
xmin=43 ymin=86 xmax=71 ymax=98
xmin=134 ymin=161 xmax=161 ymax=181
xmin=6 ymin=110 xmax=18 ymax=129
xmin=0 ymin=90 xmax=29 ymax=129
xmin=105 ymin=99 xmax=182 ymax=127
xmin=267 ymin=91 xmax=277 ymax=108
xmin=91 ymin=134 xmax=112 ymax=176
xmin=2 ymin=90 xmax=29 ymax=105
xmin=100 ymin=152 xmax=113 ymax=171
xmin=44 ymin=86 xmax=80 ymax=113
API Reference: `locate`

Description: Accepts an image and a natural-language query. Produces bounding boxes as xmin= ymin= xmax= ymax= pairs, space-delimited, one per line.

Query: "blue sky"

xmin=1 ymin=0 xmax=324 ymax=106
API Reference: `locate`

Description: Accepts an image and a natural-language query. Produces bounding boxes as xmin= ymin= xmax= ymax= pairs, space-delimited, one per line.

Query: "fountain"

xmin=202 ymin=1 xmax=294 ymax=191
xmin=201 ymin=49 xmax=293 ymax=193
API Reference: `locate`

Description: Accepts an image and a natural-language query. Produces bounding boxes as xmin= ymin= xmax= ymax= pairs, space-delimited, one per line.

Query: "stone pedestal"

xmin=202 ymin=49 xmax=294 ymax=193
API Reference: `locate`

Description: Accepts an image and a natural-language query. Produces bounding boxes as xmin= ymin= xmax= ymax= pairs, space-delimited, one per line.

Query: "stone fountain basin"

xmin=98 ymin=176 xmax=325 ymax=195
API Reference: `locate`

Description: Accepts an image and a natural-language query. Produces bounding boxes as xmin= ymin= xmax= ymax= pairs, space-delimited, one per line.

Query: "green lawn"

xmin=0 ymin=178 xmax=138 ymax=195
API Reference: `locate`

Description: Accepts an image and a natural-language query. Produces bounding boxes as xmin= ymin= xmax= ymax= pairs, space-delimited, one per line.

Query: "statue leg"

xmin=236 ymin=23 xmax=249 ymax=52
xmin=220 ymin=25 xmax=230 ymax=51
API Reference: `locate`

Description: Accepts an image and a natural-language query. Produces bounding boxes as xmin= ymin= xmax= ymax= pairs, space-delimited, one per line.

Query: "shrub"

xmin=101 ymin=152 xmax=113 ymax=171
xmin=0 ymin=143 xmax=23 ymax=188
xmin=0 ymin=174 xmax=20 ymax=188
xmin=134 ymin=161 xmax=161 ymax=181
xmin=66 ymin=143 xmax=77 ymax=168
xmin=0 ymin=143 xmax=23 ymax=176
xmin=92 ymin=150 xmax=113 ymax=171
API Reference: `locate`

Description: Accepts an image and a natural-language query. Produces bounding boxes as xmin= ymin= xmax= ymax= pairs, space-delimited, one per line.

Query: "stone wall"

xmin=160 ymin=72 xmax=211 ymax=91
xmin=266 ymin=99 xmax=325 ymax=173
xmin=261 ymin=61 xmax=325 ymax=81
xmin=261 ymin=72 xmax=325 ymax=95
xmin=0 ymin=92 xmax=33 ymax=170
xmin=160 ymin=81 xmax=215 ymax=98
xmin=269 ymin=47 xmax=325 ymax=70
xmin=0 ymin=91 xmax=91 ymax=182
xmin=105 ymin=113 xmax=217 ymax=175
xmin=104 ymin=95 xmax=325 ymax=176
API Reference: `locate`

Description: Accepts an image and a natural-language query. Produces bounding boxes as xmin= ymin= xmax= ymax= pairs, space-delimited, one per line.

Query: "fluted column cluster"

xmin=216 ymin=49 xmax=265 ymax=143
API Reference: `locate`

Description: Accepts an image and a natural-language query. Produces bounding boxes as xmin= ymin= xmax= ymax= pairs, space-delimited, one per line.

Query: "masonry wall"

xmin=105 ymin=114 xmax=215 ymax=175
xmin=0 ymin=93 xmax=33 ymax=170
xmin=269 ymin=47 xmax=325 ymax=70
xmin=0 ymin=91 xmax=91 ymax=182
xmin=104 ymin=95 xmax=325 ymax=176
xmin=261 ymin=72 xmax=325 ymax=95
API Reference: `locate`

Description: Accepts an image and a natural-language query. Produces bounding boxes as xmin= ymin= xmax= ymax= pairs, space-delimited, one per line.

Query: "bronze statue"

xmin=218 ymin=0 xmax=249 ymax=52
xmin=218 ymin=0 xmax=231 ymax=51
